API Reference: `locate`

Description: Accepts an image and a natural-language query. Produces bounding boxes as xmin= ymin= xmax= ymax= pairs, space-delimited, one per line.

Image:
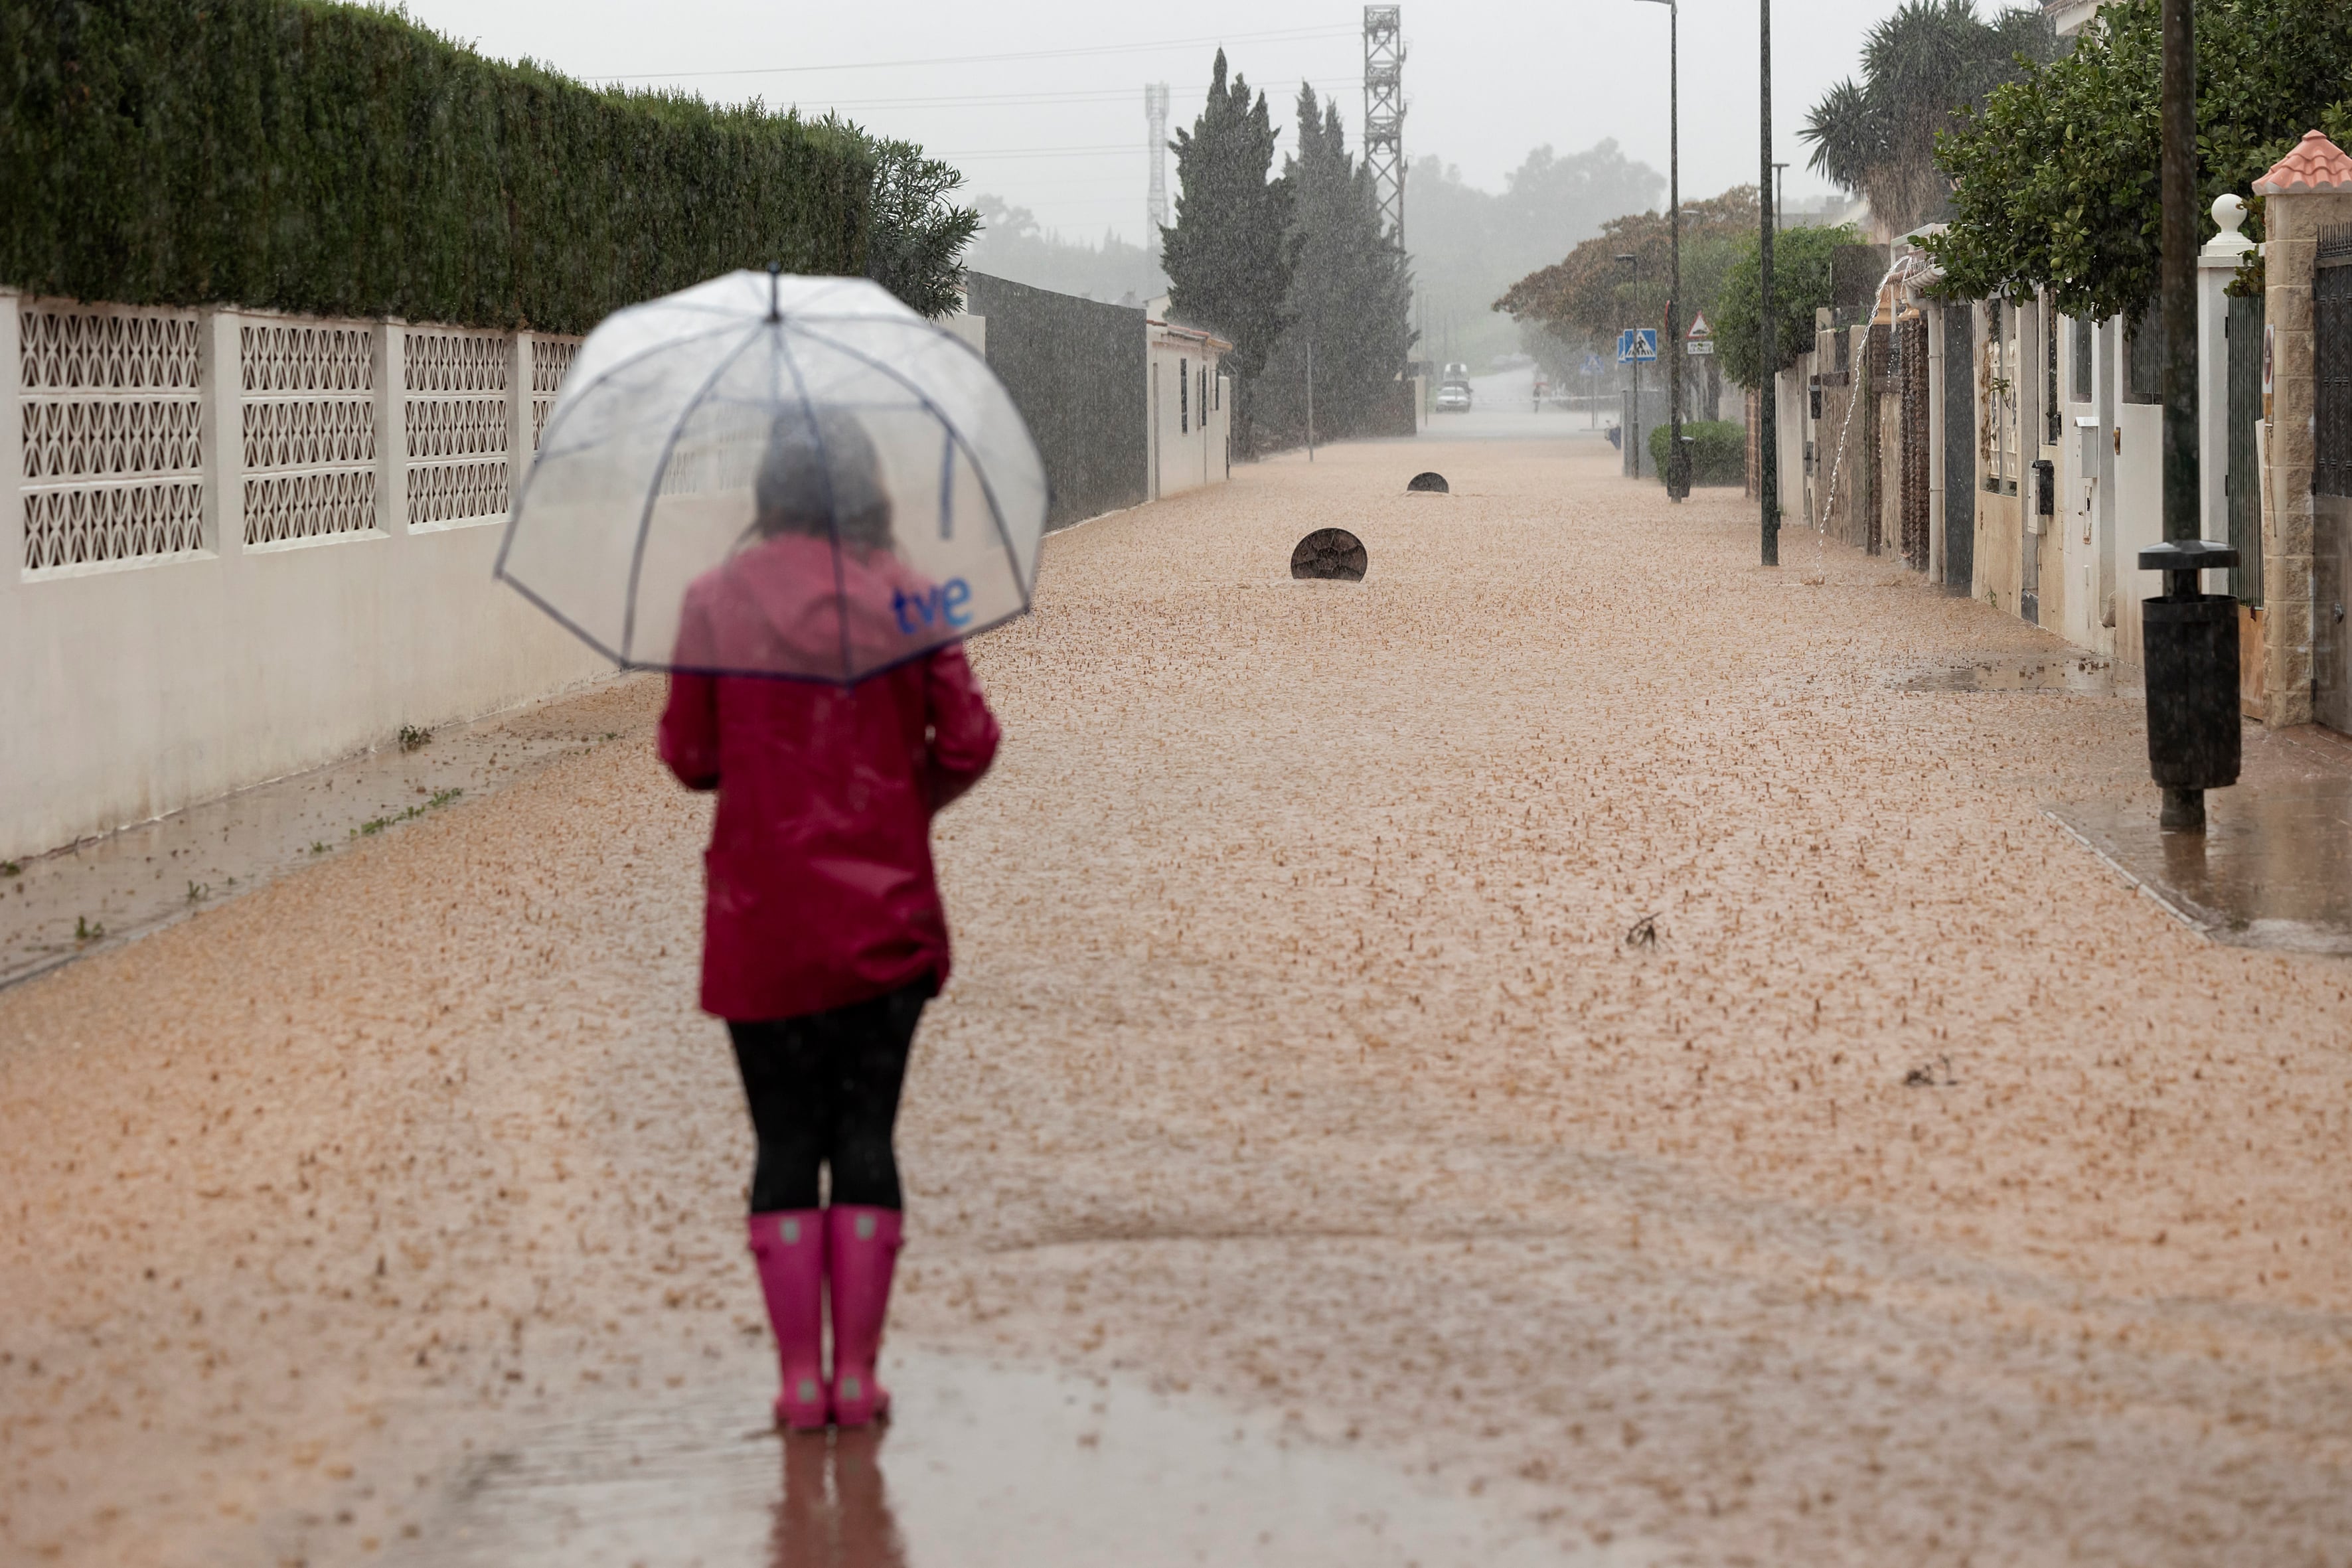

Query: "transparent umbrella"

xmin=495 ymin=269 xmax=1046 ymax=684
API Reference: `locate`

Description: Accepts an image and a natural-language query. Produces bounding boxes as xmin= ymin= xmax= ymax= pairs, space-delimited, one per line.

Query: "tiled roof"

xmin=2254 ymin=130 xmax=2352 ymax=195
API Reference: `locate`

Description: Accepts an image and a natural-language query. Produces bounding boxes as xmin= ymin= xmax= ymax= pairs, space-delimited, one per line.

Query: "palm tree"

xmin=1800 ymin=0 xmax=2058 ymax=234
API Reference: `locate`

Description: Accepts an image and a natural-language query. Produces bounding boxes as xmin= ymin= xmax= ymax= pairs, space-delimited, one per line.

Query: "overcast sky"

xmin=400 ymin=0 xmax=1911 ymax=247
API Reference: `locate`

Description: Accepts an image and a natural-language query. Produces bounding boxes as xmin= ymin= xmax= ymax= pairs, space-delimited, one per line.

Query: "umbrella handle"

xmin=767 ymin=262 xmax=782 ymax=323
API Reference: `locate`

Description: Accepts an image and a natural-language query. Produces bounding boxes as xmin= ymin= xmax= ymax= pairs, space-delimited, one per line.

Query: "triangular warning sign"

xmin=1686 ymin=310 xmax=1713 ymax=341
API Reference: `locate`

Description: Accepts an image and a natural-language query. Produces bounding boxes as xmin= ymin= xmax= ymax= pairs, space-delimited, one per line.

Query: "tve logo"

xmin=892 ymin=580 xmax=973 ymax=634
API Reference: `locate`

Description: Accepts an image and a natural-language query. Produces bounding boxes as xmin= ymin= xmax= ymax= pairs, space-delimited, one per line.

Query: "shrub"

xmin=0 ymin=0 xmax=878 ymax=332
xmin=1648 ymin=420 xmax=1746 ymax=487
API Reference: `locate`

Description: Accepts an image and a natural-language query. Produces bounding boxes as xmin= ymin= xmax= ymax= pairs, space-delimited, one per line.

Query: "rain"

xmin=4 ymin=3 xmax=2351 ymax=1567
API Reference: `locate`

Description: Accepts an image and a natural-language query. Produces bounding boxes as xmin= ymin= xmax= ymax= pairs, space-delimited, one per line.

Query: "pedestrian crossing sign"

xmin=1616 ymin=329 xmax=1658 ymax=364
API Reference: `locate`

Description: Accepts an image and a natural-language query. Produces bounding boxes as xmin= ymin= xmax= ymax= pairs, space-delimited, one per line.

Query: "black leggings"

xmin=727 ymin=978 xmax=931 ymax=1213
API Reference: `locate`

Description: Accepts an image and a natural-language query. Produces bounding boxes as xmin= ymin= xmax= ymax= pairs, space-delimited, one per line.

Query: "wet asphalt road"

xmin=3 ymin=433 xmax=2349 ymax=1567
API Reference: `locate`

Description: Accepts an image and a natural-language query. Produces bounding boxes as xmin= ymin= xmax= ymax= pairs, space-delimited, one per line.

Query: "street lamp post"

xmin=1636 ymin=0 xmax=1686 ymax=501
xmin=1759 ymin=0 xmax=1778 ymax=565
xmin=1617 ymin=252 xmax=1640 ymax=477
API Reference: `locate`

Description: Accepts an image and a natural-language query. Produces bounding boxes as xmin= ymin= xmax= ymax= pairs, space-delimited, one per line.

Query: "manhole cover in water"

xmin=1291 ymin=528 xmax=1368 ymax=581
xmin=1406 ymin=471 xmax=1450 ymax=493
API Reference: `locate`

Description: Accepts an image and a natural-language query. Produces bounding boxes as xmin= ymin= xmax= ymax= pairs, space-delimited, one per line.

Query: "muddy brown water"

xmin=1892 ymin=654 xmax=2129 ymax=696
xmin=3 ymin=435 xmax=2349 ymax=1567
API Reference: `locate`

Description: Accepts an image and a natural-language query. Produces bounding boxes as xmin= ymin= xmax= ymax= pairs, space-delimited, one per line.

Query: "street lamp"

xmin=1634 ymin=0 xmax=1686 ymax=501
xmin=1616 ymin=252 xmax=1640 ymax=477
xmin=1759 ymin=0 xmax=1779 ymax=565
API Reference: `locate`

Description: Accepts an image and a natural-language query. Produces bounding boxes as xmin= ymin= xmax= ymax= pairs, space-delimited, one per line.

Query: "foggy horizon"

xmin=393 ymin=0 xmax=1917 ymax=252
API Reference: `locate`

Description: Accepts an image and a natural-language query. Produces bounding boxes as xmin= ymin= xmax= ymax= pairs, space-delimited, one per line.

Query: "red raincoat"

xmin=658 ymin=534 xmax=1000 ymax=1021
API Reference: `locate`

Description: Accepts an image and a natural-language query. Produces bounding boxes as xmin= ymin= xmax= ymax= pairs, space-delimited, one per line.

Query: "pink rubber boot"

xmin=825 ymin=1206 xmax=902 ymax=1427
xmin=747 ymin=1210 xmax=830 ymax=1431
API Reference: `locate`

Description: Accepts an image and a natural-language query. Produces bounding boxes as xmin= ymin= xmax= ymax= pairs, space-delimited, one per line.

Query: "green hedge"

xmin=0 ymin=0 xmax=874 ymax=333
xmin=1648 ymin=419 xmax=1746 ymax=487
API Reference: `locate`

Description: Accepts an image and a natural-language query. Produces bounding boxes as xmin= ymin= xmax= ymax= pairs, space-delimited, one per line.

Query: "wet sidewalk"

xmin=2049 ymin=724 xmax=2352 ymax=954
xmin=0 ymin=680 xmax=649 ymax=990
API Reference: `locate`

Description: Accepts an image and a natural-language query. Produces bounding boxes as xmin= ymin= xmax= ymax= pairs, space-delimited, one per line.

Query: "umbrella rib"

xmin=786 ymin=320 xmax=1039 ymax=615
xmin=937 ymin=423 xmax=955 ymax=542
xmin=619 ymin=323 xmax=767 ymax=665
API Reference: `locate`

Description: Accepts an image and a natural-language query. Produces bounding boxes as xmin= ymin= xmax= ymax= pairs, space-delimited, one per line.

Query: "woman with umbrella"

xmin=497 ymin=270 xmax=1047 ymax=1431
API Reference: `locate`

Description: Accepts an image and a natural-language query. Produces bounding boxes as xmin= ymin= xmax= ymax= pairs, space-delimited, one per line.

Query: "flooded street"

xmin=5 ymin=432 xmax=2349 ymax=1567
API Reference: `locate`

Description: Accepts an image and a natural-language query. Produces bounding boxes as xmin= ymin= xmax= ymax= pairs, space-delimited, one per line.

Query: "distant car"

xmin=1443 ymin=361 xmax=1470 ymax=381
xmin=1435 ymin=382 xmax=1472 ymax=412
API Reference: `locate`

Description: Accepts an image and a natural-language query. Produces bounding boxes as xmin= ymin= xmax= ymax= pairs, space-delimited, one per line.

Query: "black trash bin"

xmin=2139 ymin=541 xmax=2241 ymax=830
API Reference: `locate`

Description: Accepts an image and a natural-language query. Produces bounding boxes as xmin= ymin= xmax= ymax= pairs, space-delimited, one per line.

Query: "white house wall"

xmin=1146 ymin=333 xmax=1229 ymax=501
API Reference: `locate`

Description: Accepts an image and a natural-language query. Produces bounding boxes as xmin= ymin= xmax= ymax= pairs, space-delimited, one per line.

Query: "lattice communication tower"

xmin=1145 ymin=82 xmax=1171 ymax=240
xmin=1362 ymin=7 xmax=1405 ymax=250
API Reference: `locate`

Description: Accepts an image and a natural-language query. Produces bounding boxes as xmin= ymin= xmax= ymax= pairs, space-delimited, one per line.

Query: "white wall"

xmin=1775 ymin=356 xmax=1812 ymax=538
xmin=2113 ymin=399 xmax=2166 ymax=666
xmin=2 ymin=293 xmax=613 ymax=862
xmin=1146 ymin=328 xmax=1229 ymax=501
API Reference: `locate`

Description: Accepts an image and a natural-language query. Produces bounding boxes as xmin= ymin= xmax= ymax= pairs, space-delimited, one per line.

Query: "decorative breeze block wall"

xmin=20 ymin=303 xmax=207 ymax=572
xmin=404 ymin=329 xmax=511 ymax=528
xmin=241 ymin=321 xmax=378 ymax=546
xmin=530 ymin=337 xmax=580 ymax=451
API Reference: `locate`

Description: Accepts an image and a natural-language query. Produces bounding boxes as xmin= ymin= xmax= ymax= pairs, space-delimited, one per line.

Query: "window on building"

xmin=1980 ymin=300 xmax=2021 ymax=494
xmin=1180 ymin=356 xmax=1189 ymax=433
xmin=2071 ymin=314 xmax=2093 ymax=402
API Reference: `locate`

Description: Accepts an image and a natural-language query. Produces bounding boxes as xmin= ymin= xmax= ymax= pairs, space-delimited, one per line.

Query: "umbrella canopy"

xmin=496 ymin=271 xmax=1046 ymax=684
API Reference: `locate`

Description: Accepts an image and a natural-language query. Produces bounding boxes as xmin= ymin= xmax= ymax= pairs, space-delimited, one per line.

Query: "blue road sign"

xmin=1615 ymin=328 xmax=1658 ymax=364
xmin=1580 ymin=353 xmax=1607 ymax=378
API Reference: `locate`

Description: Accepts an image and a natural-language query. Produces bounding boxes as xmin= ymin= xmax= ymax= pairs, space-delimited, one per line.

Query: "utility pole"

xmin=1307 ymin=337 xmax=1317 ymax=461
xmin=2138 ymin=0 xmax=2241 ymax=833
xmin=1759 ymin=0 xmax=1778 ymax=565
xmin=1145 ymin=84 xmax=1170 ymax=240
xmin=1636 ymin=0 xmax=1686 ymax=499
xmin=1363 ymin=7 xmax=1405 ymax=250
xmin=2159 ymin=0 xmax=2196 ymax=554
xmin=1618 ymin=252 xmax=1640 ymax=477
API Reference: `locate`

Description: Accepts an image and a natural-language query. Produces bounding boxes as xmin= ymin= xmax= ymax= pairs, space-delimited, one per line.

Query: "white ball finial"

xmin=2202 ymin=192 xmax=2254 ymax=260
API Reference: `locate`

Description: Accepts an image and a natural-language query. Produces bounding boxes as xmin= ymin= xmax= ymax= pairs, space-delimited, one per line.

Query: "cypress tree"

xmin=1258 ymin=85 xmax=1415 ymax=443
xmin=1160 ymin=50 xmax=1292 ymax=455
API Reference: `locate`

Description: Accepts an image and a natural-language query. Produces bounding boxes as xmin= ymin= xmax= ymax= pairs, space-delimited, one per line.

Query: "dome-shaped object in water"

xmin=1291 ymin=528 xmax=1368 ymax=581
xmin=1406 ymin=471 xmax=1449 ymax=493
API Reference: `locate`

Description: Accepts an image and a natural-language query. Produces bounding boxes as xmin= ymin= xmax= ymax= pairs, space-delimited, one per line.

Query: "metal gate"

xmin=1897 ymin=311 xmax=1930 ymax=570
xmin=2227 ymin=292 xmax=2265 ymax=606
xmin=1941 ymin=303 xmax=1975 ymax=591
